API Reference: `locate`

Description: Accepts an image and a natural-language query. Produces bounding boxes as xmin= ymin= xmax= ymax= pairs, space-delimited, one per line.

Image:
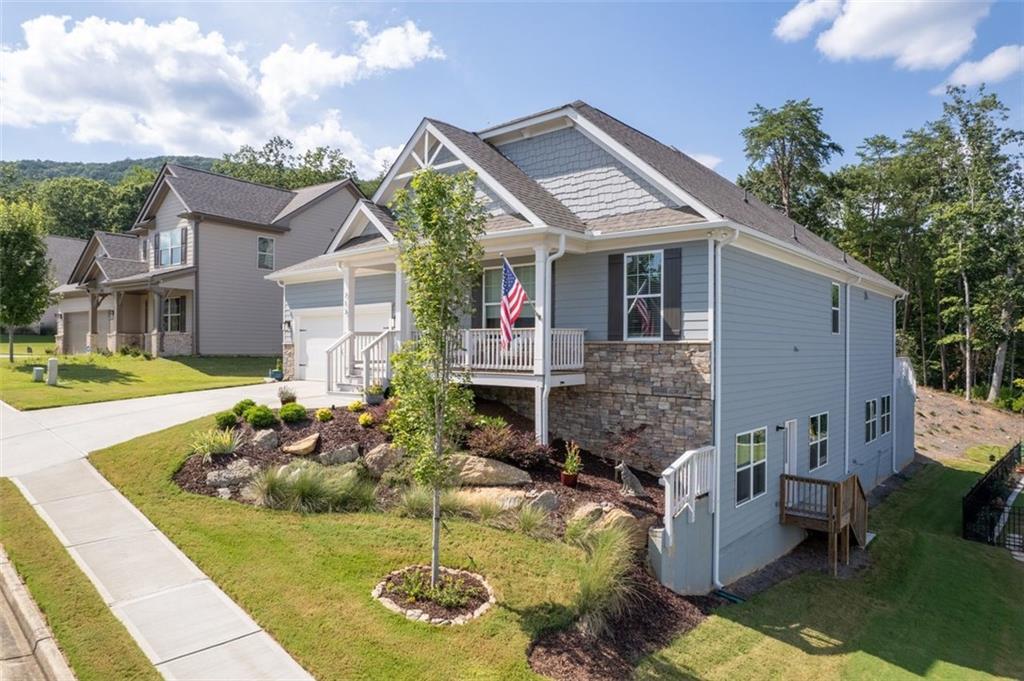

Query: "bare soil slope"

xmin=915 ymin=386 xmax=1023 ymax=461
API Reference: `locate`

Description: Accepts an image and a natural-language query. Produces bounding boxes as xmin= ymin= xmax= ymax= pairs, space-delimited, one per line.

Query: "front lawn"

xmin=636 ymin=459 xmax=1024 ymax=680
xmin=0 ymin=480 xmax=159 ymax=681
xmin=4 ymin=334 xmax=55 ymax=356
xmin=0 ymin=354 xmax=273 ymax=410
xmin=91 ymin=417 xmax=582 ymax=680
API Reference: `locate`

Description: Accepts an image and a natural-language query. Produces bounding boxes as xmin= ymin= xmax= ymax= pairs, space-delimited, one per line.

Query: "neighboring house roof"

xmin=273 ymin=180 xmax=350 ymax=223
xmin=103 ymin=264 xmax=194 ymax=286
xmin=362 ymin=201 xmax=397 ymax=234
xmin=427 ymin=119 xmax=586 ymax=233
xmin=95 ymin=231 xmax=139 ymax=260
xmin=44 ymin=236 xmax=86 ymax=286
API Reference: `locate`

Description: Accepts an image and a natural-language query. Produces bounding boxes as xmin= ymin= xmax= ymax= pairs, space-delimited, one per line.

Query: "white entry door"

xmin=783 ymin=419 xmax=798 ymax=476
xmin=296 ymin=313 xmax=343 ymax=381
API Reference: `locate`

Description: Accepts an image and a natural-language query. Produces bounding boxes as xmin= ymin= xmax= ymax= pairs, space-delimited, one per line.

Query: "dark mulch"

xmin=382 ymin=566 xmax=489 ymax=621
xmin=529 ymin=561 xmax=721 ymax=681
xmin=173 ymin=403 xmax=392 ymax=500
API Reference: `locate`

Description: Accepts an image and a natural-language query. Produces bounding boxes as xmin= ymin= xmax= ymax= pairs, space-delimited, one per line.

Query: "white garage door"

xmin=296 ymin=303 xmax=392 ymax=381
xmin=62 ymin=311 xmax=110 ymax=354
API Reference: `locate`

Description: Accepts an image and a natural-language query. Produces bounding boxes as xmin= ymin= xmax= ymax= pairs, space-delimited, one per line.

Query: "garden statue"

xmin=615 ymin=460 xmax=645 ymax=498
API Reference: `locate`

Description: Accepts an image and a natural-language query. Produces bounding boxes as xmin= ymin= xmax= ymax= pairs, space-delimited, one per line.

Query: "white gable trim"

xmin=326 ymin=201 xmax=394 ymax=253
xmin=564 ymin=109 xmax=721 ymax=222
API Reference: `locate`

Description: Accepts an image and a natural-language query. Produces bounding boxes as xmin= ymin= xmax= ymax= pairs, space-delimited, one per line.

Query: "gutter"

xmin=711 ymin=226 xmax=739 ymax=589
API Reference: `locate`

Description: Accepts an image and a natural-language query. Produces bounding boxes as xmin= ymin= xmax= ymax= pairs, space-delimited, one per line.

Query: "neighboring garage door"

xmin=62 ymin=311 xmax=109 ymax=354
xmin=296 ymin=303 xmax=393 ymax=381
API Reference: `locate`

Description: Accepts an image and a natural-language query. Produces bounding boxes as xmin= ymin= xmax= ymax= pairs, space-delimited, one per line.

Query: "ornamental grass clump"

xmin=189 ymin=428 xmax=241 ymax=464
xmin=246 ymin=462 xmax=375 ymax=514
xmin=572 ymin=525 xmax=640 ymax=638
xmin=397 ymin=485 xmax=467 ymax=519
xmin=515 ymin=503 xmax=551 ymax=539
xmin=279 ymin=403 xmax=307 ymax=423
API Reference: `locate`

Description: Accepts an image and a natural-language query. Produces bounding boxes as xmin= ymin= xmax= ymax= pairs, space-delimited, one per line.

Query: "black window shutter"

xmin=470 ymin=282 xmax=483 ymax=328
xmin=663 ymin=247 xmax=682 ymax=340
xmin=180 ymin=227 xmax=188 ymax=265
xmin=607 ymin=254 xmax=624 ymax=341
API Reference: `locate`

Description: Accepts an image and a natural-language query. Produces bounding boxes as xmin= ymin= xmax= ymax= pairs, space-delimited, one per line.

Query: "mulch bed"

xmin=173 ymin=402 xmax=392 ymax=500
xmin=529 ymin=562 xmax=721 ymax=681
xmin=381 ymin=566 xmax=490 ymax=622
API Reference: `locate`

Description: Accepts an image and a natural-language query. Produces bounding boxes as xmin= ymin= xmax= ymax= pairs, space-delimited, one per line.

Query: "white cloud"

xmin=773 ymin=0 xmax=993 ymax=70
xmin=774 ymin=0 xmax=840 ymax=42
xmin=931 ymin=44 xmax=1024 ymax=95
xmin=687 ymin=153 xmax=722 ymax=171
xmin=0 ymin=15 xmax=443 ymax=176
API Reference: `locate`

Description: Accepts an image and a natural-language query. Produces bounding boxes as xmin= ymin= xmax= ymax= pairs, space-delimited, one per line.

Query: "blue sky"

xmin=2 ymin=1 xmax=1021 ymax=180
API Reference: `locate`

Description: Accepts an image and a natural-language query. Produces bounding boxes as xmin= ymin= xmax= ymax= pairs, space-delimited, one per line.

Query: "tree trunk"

xmin=962 ymin=269 xmax=972 ymax=402
xmin=7 ymin=327 xmax=13 ymax=363
xmin=937 ymin=297 xmax=948 ymax=392
xmin=918 ymin=288 xmax=928 ymax=387
xmin=987 ymin=337 xmax=1009 ymax=402
xmin=430 ymin=486 xmax=441 ymax=586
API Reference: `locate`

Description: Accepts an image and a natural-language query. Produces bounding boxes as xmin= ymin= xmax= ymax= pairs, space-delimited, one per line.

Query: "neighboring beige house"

xmin=54 ymin=164 xmax=362 ymax=356
xmin=28 ymin=235 xmax=87 ymax=334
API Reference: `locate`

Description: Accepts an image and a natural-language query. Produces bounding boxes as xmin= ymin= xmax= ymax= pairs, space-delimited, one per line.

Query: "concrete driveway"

xmin=1 ymin=380 xmax=338 ymax=680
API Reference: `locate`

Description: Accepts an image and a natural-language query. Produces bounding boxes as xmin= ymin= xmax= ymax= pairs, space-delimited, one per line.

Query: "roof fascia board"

xmin=187 ymin=213 xmax=290 ymax=233
xmin=565 ymin=109 xmax=722 ymax=222
xmin=133 ymin=165 xmax=172 ymax=226
xmin=477 ymin=108 xmax=574 ymax=141
xmin=325 ymin=201 xmax=391 ymax=253
xmin=67 ymin=235 xmax=104 ymax=284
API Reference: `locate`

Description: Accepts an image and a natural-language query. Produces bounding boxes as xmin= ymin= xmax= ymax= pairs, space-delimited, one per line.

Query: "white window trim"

xmin=162 ymin=296 xmax=185 ymax=333
xmin=624 ymin=249 xmax=665 ymax=342
xmin=257 ymin=236 xmax=275 ymax=271
xmin=809 ymin=411 xmax=829 ymax=472
xmin=735 ymin=426 xmax=768 ymax=507
xmin=481 ymin=263 xmax=535 ymax=329
xmin=831 ymin=282 xmax=841 ymax=335
xmin=865 ymin=399 xmax=878 ymax=443
xmin=880 ymin=394 xmax=891 ymax=435
xmin=158 ymin=230 xmax=183 ymax=268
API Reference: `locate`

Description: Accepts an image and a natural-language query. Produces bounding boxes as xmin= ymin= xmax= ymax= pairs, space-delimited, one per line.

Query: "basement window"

xmin=736 ymin=427 xmax=767 ymax=506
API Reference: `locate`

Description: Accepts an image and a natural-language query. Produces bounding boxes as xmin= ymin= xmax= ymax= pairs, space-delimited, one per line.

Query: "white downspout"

xmin=541 ymin=234 xmax=566 ymax=441
xmin=844 ymin=278 xmax=858 ymax=475
xmin=711 ymin=227 xmax=738 ymax=589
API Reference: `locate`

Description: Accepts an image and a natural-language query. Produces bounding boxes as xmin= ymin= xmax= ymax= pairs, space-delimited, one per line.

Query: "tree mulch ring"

xmin=372 ymin=565 xmax=495 ymax=625
xmin=528 ymin=563 xmax=721 ymax=681
xmin=173 ymin=403 xmax=392 ymax=500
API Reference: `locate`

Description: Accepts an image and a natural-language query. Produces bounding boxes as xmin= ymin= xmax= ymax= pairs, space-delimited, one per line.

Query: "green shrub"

xmin=279 ymin=403 xmax=308 ymax=423
xmin=515 ymin=503 xmax=550 ymax=539
xmin=315 ymin=408 xmax=334 ymax=422
xmin=278 ymin=386 xmax=297 ymax=404
xmin=358 ymin=412 xmax=375 ymax=428
xmin=573 ymin=526 xmax=639 ymax=638
xmin=244 ymin=405 xmax=277 ymax=428
xmin=347 ymin=400 xmax=365 ymax=413
xmin=232 ymin=398 xmax=256 ymax=416
xmin=473 ymin=414 xmax=508 ymax=430
xmin=189 ymin=428 xmax=241 ymax=464
xmin=214 ymin=410 xmax=238 ymax=430
xmin=385 ymin=569 xmax=482 ymax=609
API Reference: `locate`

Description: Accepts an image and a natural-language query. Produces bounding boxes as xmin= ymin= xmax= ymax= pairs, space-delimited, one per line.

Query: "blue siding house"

xmin=268 ymin=101 xmax=915 ymax=593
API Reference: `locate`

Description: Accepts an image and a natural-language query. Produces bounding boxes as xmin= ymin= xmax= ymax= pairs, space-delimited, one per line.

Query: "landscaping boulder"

xmin=594 ymin=507 xmax=645 ymax=546
xmin=318 ymin=442 xmax=359 ymax=466
xmin=569 ymin=501 xmax=612 ymax=526
xmin=283 ymin=432 xmax=319 ymax=456
xmin=216 ymin=487 xmax=231 ymax=500
xmin=450 ymin=454 xmax=531 ymax=487
xmin=455 ymin=486 xmax=526 ymax=510
xmin=525 ymin=489 xmax=559 ymax=513
xmin=364 ymin=443 xmax=403 ymax=478
xmin=206 ymin=459 xmax=258 ymax=487
xmin=251 ymin=429 xmax=279 ymax=451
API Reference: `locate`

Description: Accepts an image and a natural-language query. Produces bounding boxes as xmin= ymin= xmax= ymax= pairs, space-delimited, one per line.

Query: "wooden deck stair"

xmin=780 ymin=473 xmax=868 ymax=575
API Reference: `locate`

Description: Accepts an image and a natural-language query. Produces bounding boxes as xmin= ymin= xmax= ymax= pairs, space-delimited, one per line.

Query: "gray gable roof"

xmin=95 ymin=231 xmax=140 ymax=261
xmin=164 ymin=164 xmax=295 ymax=226
xmin=427 ymin=119 xmax=586 ymax=233
xmin=567 ymin=101 xmax=889 ymax=285
xmin=44 ymin=236 xmax=86 ymax=285
xmin=95 ymin=256 xmax=148 ymax=280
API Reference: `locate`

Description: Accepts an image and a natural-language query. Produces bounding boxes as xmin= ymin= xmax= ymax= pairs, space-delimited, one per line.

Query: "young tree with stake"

xmin=387 ymin=169 xmax=485 ymax=585
xmin=0 ymin=199 xmax=55 ymax=361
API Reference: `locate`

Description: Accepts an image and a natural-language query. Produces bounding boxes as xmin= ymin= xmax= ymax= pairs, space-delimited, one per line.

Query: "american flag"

xmin=630 ymin=278 xmax=654 ymax=336
xmin=500 ymin=258 xmax=527 ymax=350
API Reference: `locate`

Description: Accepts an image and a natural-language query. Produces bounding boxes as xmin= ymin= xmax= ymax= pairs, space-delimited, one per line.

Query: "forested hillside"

xmin=0 ymin=156 xmax=216 ymax=183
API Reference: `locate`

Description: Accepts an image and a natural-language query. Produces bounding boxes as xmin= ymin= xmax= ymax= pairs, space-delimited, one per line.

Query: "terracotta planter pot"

xmin=560 ymin=471 xmax=578 ymax=488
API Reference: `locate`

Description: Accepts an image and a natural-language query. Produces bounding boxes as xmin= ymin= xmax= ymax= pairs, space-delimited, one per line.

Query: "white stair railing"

xmin=660 ymin=445 xmax=716 ymax=547
xmin=325 ymin=331 xmax=386 ymax=392
xmin=360 ymin=329 xmax=396 ymax=392
xmin=325 ymin=331 xmax=352 ymax=393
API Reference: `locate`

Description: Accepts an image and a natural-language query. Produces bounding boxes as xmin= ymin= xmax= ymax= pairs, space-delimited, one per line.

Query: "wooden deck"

xmin=780 ymin=473 xmax=868 ymax=575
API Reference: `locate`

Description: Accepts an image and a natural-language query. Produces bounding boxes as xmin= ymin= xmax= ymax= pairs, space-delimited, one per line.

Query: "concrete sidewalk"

xmin=1 ymin=381 xmax=336 ymax=680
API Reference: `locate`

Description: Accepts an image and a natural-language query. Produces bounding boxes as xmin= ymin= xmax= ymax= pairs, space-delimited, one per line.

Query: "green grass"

xmin=0 ymin=480 xmax=159 ymax=681
xmin=636 ymin=459 xmax=1024 ymax=681
xmin=964 ymin=444 xmax=1009 ymax=466
xmin=0 ymin=354 xmax=273 ymax=409
xmin=3 ymin=334 xmax=55 ymax=356
xmin=91 ymin=417 xmax=582 ymax=680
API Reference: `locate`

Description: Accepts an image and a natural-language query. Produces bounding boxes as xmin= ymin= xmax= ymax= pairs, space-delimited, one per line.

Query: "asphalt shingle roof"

xmin=44 ymin=236 xmax=86 ymax=285
xmin=95 ymin=257 xmax=149 ymax=280
xmin=95 ymin=232 xmax=140 ymax=261
xmin=164 ymin=164 xmax=295 ymax=226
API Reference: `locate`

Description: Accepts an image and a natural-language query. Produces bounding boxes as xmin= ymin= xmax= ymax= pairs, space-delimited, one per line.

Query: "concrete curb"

xmin=0 ymin=547 xmax=76 ymax=681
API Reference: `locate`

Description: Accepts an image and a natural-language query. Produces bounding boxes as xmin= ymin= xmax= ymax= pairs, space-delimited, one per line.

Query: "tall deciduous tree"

xmin=107 ymin=165 xmax=158 ymax=232
xmin=212 ymin=136 xmax=356 ymax=190
xmin=738 ymin=98 xmax=843 ymax=236
xmin=387 ymin=169 xmax=485 ymax=585
xmin=0 ymin=199 xmax=54 ymax=361
xmin=34 ymin=176 xmax=113 ymax=238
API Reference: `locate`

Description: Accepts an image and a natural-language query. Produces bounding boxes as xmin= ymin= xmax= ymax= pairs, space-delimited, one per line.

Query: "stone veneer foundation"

xmin=477 ymin=342 xmax=712 ymax=473
xmin=282 ymin=343 xmax=295 ymax=380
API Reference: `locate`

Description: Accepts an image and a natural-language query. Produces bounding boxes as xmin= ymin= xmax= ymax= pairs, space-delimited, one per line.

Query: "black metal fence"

xmin=962 ymin=442 xmax=1023 ymax=547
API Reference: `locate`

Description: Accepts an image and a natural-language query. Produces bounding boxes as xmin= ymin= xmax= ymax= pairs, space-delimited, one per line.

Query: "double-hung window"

xmin=162 ymin=297 xmax=185 ymax=332
xmin=736 ymin=427 xmax=767 ymax=505
xmin=158 ymin=230 xmax=183 ymax=266
xmin=865 ymin=399 xmax=878 ymax=443
xmin=257 ymin=236 xmax=275 ymax=270
xmin=809 ymin=412 xmax=828 ymax=470
xmin=831 ymin=282 xmax=841 ymax=334
xmin=880 ymin=395 xmax=891 ymax=435
xmin=625 ymin=250 xmax=663 ymax=340
xmin=482 ymin=264 xmax=535 ymax=328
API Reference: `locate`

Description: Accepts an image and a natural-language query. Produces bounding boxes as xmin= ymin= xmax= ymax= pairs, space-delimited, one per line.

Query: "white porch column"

xmin=532 ymin=245 xmax=547 ymax=376
xmin=342 ymin=266 xmax=356 ymax=369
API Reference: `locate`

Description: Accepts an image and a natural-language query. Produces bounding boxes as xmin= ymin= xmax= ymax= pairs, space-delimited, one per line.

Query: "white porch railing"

xmin=360 ymin=329 xmax=396 ymax=392
xmin=661 ymin=445 xmax=717 ymax=546
xmin=325 ymin=331 xmax=389 ymax=391
xmin=462 ymin=328 xmax=534 ymax=372
xmin=551 ymin=328 xmax=585 ymax=370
